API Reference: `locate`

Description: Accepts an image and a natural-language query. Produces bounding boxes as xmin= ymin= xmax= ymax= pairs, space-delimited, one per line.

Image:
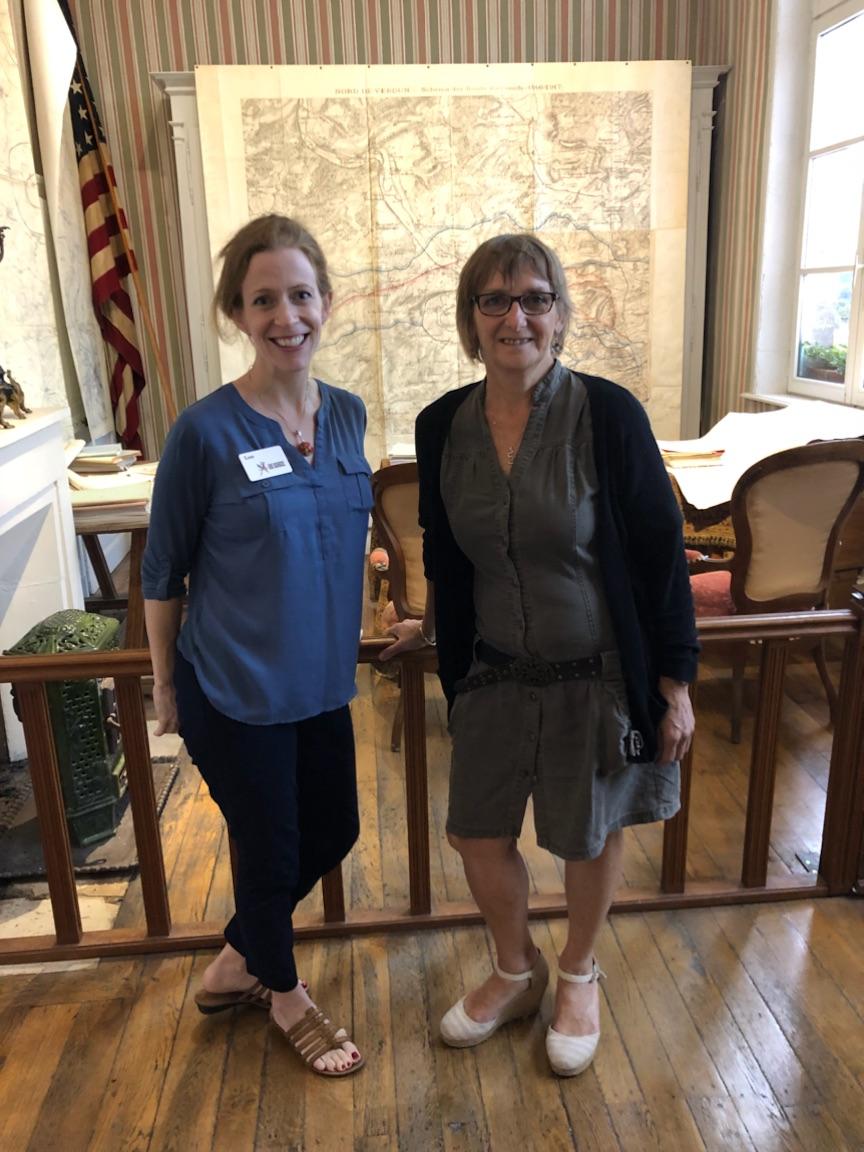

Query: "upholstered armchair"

xmin=688 ymin=438 xmax=864 ymax=742
xmin=371 ymin=462 xmax=430 ymax=751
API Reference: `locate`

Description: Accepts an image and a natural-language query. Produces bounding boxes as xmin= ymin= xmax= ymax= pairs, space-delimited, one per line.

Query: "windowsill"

xmin=740 ymin=390 xmax=858 ymax=411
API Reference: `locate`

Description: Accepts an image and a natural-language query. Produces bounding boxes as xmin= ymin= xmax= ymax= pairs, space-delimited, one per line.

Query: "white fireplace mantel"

xmin=0 ymin=408 xmax=84 ymax=761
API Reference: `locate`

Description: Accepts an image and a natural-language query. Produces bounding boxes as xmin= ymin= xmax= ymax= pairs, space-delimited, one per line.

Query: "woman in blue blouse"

xmin=142 ymin=215 xmax=371 ymax=1078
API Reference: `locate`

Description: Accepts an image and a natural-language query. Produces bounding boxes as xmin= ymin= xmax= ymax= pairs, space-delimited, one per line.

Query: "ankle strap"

xmin=557 ymin=959 xmax=605 ymax=984
xmin=494 ymin=951 xmax=541 ymax=982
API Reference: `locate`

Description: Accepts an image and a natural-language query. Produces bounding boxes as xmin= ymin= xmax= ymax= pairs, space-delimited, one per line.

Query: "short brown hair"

xmin=455 ymin=234 xmax=572 ymax=361
xmin=212 ymin=215 xmax=332 ymax=333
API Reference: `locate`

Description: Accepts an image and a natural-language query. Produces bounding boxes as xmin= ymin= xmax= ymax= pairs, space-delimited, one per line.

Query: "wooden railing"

xmin=1 ymin=602 xmax=863 ymax=965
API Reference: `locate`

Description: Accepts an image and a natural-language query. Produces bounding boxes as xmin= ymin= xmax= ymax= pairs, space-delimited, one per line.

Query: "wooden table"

xmin=73 ymin=506 xmax=149 ymax=648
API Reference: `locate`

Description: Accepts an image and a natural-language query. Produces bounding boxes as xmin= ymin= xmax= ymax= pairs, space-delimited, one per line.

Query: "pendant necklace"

xmin=292 ymin=379 xmax=315 ymax=456
xmin=486 ymin=408 xmax=526 ymax=469
xmin=293 ymin=428 xmax=314 ymax=457
xmin=247 ymin=373 xmax=315 ymax=456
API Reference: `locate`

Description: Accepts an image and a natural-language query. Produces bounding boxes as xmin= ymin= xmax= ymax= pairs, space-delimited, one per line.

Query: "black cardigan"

xmin=415 ymin=369 xmax=700 ymax=764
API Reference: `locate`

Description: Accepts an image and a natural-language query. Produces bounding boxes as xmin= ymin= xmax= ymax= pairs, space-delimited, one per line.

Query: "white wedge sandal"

xmin=440 ymin=951 xmax=549 ymax=1048
xmin=545 ymin=960 xmax=606 ymax=1076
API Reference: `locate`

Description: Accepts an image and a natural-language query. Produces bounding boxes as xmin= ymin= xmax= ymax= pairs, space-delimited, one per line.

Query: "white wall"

xmin=0 ymin=0 xmax=72 ymax=427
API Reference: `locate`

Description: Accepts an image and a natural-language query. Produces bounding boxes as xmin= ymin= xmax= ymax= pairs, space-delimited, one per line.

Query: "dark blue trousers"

xmin=174 ymin=651 xmax=359 ymax=991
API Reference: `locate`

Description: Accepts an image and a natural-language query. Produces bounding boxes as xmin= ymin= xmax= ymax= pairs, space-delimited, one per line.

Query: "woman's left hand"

xmin=656 ymin=677 xmax=695 ymax=764
xmin=378 ymin=618 xmax=431 ymax=660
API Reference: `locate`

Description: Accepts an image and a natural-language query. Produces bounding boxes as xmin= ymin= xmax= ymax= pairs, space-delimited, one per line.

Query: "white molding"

xmin=683 ymin=65 xmax=729 ymax=436
xmin=152 ymin=72 xmax=222 ymax=400
xmin=0 ymin=407 xmax=84 ymax=760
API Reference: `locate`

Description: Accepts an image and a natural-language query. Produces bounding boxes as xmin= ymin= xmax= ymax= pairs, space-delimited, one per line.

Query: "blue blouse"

xmin=142 ymin=381 xmax=372 ymax=725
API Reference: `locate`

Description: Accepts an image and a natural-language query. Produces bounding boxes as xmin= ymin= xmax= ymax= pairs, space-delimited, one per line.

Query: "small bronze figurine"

xmin=0 ymin=365 xmax=31 ymax=429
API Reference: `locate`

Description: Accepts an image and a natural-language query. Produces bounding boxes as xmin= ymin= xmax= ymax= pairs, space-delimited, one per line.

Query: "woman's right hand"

xmin=378 ymin=618 xmax=431 ymax=661
xmin=152 ymin=681 xmax=179 ymax=735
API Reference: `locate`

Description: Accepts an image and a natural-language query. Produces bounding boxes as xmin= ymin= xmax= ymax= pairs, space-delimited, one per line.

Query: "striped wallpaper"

xmin=66 ymin=0 xmax=772 ymax=450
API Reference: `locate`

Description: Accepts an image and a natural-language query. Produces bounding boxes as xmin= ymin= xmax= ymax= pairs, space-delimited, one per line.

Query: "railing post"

xmin=820 ymin=594 xmax=864 ymax=893
xmin=123 ymin=528 xmax=147 ymax=649
xmin=114 ymin=675 xmax=171 ymax=936
xmin=321 ymin=867 xmax=346 ymax=922
xmin=401 ymin=656 xmax=431 ymax=916
xmin=15 ymin=683 xmax=82 ymax=945
xmin=741 ymin=638 xmax=788 ymax=887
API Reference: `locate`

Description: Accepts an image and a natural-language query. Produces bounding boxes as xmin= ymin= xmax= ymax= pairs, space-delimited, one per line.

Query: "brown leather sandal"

xmin=272 ymin=1006 xmax=365 ymax=1077
xmin=195 ymin=977 xmax=307 ymax=1015
xmin=195 ymin=980 xmax=272 ymax=1014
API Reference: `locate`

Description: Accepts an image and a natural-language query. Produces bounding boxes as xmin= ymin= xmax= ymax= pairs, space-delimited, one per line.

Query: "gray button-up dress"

xmin=441 ymin=362 xmax=680 ymax=860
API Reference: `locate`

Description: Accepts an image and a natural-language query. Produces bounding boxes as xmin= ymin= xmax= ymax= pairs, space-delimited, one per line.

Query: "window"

xmin=793 ymin=5 xmax=864 ymax=404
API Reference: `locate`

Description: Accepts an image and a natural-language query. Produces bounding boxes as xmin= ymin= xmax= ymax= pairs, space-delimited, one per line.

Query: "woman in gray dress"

xmin=381 ymin=233 xmax=698 ymax=1076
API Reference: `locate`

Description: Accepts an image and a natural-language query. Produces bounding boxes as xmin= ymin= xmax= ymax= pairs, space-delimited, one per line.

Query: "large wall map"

xmin=197 ymin=64 xmax=690 ymax=462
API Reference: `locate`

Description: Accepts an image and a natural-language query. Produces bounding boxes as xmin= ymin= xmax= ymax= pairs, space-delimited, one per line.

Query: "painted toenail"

xmin=352 ymin=1052 xmax=360 ymax=1060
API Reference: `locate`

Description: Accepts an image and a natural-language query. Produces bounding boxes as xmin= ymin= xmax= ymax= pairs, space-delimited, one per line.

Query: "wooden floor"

xmin=1 ymin=653 xmax=864 ymax=1151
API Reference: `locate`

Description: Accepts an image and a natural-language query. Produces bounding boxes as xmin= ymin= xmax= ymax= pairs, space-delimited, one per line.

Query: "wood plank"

xmin=86 ymin=953 xmax=190 ymax=1150
xmin=167 ymin=785 xmax=226 ymax=924
xmin=784 ymin=899 xmax=864 ymax=1020
xmin=644 ymin=911 xmax=806 ymax=1152
xmin=542 ymin=918 xmax=658 ymax=1152
xmin=211 ymin=1003 xmax=268 ymax=1152
xmin=14 ymin=957 xmax=142 ymax=1008
xmin=682 ymin=908 xmax=822 ymax=1111
xmin=147 ymin=952 xmax=229 ymax=1152
xmin=388 ymin=932 xmax=445 ymax=1151
xmin=420 ymin=927 xmax=491 ymax=1151
xmin=0 ymin=1003 xmax=78 ymax=1152
xmin=302 ymin=938 xmax=357 ymax=1150
xmin=592 ymin=919 xmax=708 ymax=1150
xmin=351 ymin=935 xmax=398 ymax=1150
xmin=694 ymin=905 xmax=864 ymax=1149
xmin=450 ymin=926 xmax=537 ymax=1152
xmin=112 ymin=750 xmax=202 ymax=931
xmin=557 ymin=1082 xmax=626 ymax=1152
xmin=25 ymin=996 xmax=132 ymax=1152
xmin=716 ymin=905 xmax=864 ymax=1083
xmin=611 ymin=915 xmax=726 ymax=1097
xmin=254 ymin=990 xmax=308 ymax=1151
xmin=203 ymin=823 xmax=236 ymax=927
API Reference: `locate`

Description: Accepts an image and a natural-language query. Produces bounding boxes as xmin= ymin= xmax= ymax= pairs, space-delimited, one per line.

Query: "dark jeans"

xmin=174 ymin=651 xmax=359 ymax=991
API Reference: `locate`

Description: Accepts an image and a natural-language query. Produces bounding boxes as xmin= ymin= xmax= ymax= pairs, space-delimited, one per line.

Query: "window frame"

xmin=789 ymin=0 xmax=864 ymax=406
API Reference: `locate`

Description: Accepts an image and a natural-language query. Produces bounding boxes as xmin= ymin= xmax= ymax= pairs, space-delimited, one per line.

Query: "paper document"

xmin=663 ymin=403 xmax=864 ymax=510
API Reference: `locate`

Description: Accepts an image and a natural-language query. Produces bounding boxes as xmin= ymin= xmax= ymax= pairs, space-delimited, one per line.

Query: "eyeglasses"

xmin=473 ymin=291 xmax=558 ymax=317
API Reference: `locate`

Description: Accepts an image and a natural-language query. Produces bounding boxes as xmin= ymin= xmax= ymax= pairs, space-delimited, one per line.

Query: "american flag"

xmin=59 ymin=0 xmax=146 ymax=452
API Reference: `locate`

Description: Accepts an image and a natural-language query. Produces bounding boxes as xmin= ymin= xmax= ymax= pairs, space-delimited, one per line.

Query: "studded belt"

xmin=454 ymin=640 xmax=605 ymax=694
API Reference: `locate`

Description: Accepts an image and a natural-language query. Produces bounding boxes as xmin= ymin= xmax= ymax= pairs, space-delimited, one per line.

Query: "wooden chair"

xmin=689 ymin=438 xmax=864 ymax=742
xmin=371 ymin=462 xmax=430 ymax=751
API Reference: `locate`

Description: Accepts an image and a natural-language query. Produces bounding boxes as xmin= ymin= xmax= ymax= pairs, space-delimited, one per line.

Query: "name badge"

xmin=239 ymin=445 xmax=292 ymax=481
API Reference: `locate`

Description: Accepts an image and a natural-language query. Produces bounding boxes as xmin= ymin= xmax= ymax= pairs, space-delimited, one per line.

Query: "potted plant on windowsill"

xmin=800 ymin=342 xmax=847 ymax=383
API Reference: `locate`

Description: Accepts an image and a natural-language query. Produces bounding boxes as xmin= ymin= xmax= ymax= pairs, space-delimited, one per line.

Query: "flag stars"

xmin=71 ymin=79 xmax=83 ymax=96
xmin=78 ymin=105 xmax=89 ymax=121
xmin=84 ymin=132 xmax=93 ymax=146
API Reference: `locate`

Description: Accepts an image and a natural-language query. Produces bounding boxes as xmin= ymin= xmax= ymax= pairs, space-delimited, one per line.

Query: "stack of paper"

xmin=69 ymin=442 xmax=142 ymax=474
xmin=67 ymin=461 xmax=157 ymax=529
xmin=660 ymin=446 xmax=725 ymax=468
